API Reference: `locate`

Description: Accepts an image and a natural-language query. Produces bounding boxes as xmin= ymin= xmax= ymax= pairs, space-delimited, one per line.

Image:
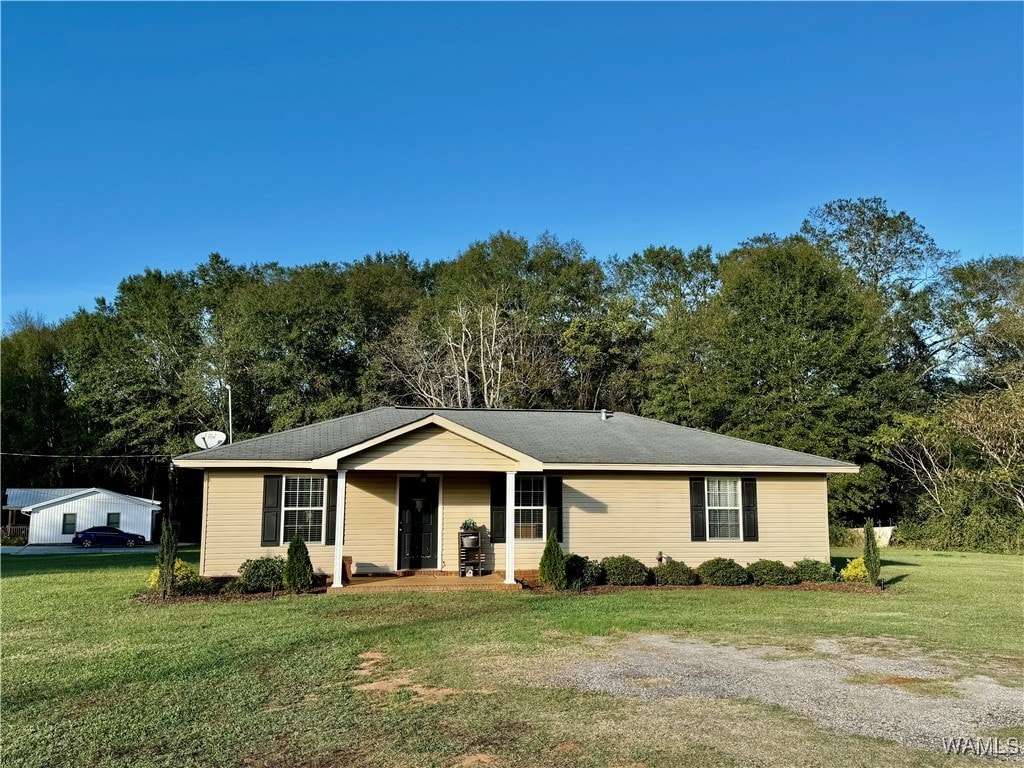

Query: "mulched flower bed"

xmin=134 ymin=585 xmax=328 ymax=604
xmin=523 ymin=581 xmax=882 ymax=596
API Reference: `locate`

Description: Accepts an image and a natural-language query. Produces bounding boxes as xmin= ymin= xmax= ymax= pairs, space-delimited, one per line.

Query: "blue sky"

xmin=2 ymin=2 xmax=1021 ymax=325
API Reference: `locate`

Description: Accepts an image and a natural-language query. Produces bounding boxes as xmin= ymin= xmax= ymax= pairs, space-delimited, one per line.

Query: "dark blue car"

xmin=72 ymin=526 xmax=146 ymax=548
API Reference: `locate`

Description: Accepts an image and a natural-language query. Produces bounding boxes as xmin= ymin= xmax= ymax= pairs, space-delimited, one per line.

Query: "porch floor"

xmin=329 ymin=572 xmax=521 ymax=594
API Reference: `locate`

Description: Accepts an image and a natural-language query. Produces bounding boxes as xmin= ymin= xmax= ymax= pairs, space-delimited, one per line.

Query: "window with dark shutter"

xmin=261 ymin=475 xmax=283 ymax=546
xmin=489 ymin=473 xmax=506 ymax=543
xmin=546 ymin=476 xmax=563 ymax=543
xmin=690 ymin=477 xmax=706 ymax=541
xmin=741 ymin=477 xmax=759 ymax=541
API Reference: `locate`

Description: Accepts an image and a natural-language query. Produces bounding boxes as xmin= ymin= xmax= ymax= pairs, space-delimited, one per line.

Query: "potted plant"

xmin=460 ymin=519 xmax=480 ymax=548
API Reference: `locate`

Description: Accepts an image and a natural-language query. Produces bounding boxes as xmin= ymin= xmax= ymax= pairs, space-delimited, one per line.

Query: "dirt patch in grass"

xmin=353 ymin=651 xmax=386 ymax=676
xmin=452 ymin=753 xmax=501 ymax=766
xmin=350 ymin=651 xmax=495 ymax=706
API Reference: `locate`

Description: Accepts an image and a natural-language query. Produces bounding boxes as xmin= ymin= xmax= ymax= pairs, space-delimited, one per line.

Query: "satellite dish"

xmin=194 ymin=430 xmax=227 ymax=450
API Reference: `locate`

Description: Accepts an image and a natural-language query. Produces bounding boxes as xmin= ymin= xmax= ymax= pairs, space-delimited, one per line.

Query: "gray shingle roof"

xmin=174 ymin=407 xmax=856 ymax=470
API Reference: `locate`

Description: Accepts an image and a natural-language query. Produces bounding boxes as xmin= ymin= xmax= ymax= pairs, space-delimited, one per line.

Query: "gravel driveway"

xmin=553 ymin=634 xmax=1024 ymax=758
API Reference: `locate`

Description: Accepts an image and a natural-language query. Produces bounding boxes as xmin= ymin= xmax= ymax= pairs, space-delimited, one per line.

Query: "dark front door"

xmin=398 ymin=476 xmax=439 ymax=570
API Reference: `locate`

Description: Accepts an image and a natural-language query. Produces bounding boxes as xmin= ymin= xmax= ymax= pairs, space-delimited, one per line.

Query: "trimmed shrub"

xmin=283 ymin=534 xmax=314 ymax=593
xmin=238 ymin=556 xmax=285 ymax=594
xmin=174 ymin=577 xmax=221 ymax=596
xmin=147 ymin=558 xmax=199 ymax=592
xmin=600 ymin=555 xmax=651 ymax=586
xmin=652 ymin=560 xmax=698 ymax=586
xmin=746 ymin=559 xmax=798 ymax=586
xmin=565 ymin=554 xmax=604 ymax=591
xmin=538 ymin=528 xmax=568 ymax=590
xmin=793 ymin=558 xmax=836 ymax=583
xmin=220 ymin=578 xmax=248 ymax=595
xmin=863 ymin=519 xmax=881 ymax=587
xmin=697 ymin=557 xmax=749 ymax=586
xmin=840 ymin=556 xmax=868 ymax=582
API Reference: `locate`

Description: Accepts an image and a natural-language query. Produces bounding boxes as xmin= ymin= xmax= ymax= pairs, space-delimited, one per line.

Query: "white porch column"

xmin=504 ymin=471 xmax=516 ymax=584
xmin=331 ymin=469 xmax=348 ymax=588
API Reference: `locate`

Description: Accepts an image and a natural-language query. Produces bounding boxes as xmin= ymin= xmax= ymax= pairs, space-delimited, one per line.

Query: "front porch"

xmin=329 ymin=572 xmax=522 ymax=594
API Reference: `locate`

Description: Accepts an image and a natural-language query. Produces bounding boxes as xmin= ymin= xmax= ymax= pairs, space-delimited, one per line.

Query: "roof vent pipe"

xmin=601 ymin=409 xmax=609 ymax=421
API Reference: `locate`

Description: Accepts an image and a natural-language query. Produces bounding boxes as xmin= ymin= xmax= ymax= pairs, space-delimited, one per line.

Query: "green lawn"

xmin=1 ymin=547 xmax=1020 ymax=767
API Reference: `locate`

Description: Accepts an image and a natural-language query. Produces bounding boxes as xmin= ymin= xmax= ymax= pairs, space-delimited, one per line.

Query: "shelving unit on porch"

xmin=458 ymin=528 xmax=483 ymax=577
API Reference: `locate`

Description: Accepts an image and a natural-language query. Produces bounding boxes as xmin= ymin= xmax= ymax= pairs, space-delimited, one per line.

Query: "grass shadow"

xmin=881 ymin=574 xmax=908 ymax=587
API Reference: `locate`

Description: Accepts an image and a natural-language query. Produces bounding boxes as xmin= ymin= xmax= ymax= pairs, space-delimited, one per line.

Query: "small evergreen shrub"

xmin=697 ymin=557 xmax=749 ymax=586
xmin=238 ymin=556 xmax=285 ymax=594
xmin=283 ymin=534 xmax=314 ymax=593
xmin=156 ymin=513 xmax=178 ymax=599
xmin=652 ymin=560 xmax=698 ymax=586
xmin=147 ymin=558 xmax=199 ymax=592
xmin=793 ymin=558 xmax=836 ymax=583
xmin=840 ymin=557 xmax=868 ymax=582
xmin=746 ymin=559 xmax=798 ymax=586
xmin=863 ymin=519 xmax=881 ymax=587
xmin=565 ymin=554 xmax=604 ymax=591
xmin=600 ymin=555 xmax=651 ymax=586
xmin=538 ymin=528 xmax=568 ymax=590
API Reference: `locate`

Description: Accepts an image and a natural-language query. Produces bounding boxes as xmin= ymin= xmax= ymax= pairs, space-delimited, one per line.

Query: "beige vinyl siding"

xmin=339 ymin=425 xmax=515 ymax=472
xmin=343 ymin=472 xmax=398 ymax=574
xmin=200 ymin=469 xmax=400 ymax=577
xmin=439 ymin=473 xmax=489 ymax=572
xmin=200 ymin=468 xmax=830 ymax=578
xmin=560 ymin=472 xmax=829 ymax=567
xmin=201 ymin=469 xmax=336 ymax=577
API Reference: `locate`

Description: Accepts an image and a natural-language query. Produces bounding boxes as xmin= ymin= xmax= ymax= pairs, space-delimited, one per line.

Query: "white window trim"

xmin=706 ymin=476 xmax=743 ymax=542
xmin=513 ymin=474 xmax=546 ymax=541
xmin=62 ymin=513 xmax=77 ymax=535
xmin=280 ymin=474 xmax=327 ymax=546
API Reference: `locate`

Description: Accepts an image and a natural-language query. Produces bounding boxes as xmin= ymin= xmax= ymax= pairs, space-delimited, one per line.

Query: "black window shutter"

xmin=690 ymin=477 xmax=706 ymax=541
xmin=325 ymin=474 xmax=337 ymax=545
xmin=262 ymin=475 xmax=283 ymax=546
xmin=742 ymin=477 xmax=758 ymax=541
xmin=489 ymin=473 xmax=506 ymax=543
xmin=546 ymin=476 xmax=563 ymax=543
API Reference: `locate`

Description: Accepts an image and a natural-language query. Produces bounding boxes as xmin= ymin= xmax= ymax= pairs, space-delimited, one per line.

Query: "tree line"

xmin=3 ymin=198 xmax=1021 ymax=552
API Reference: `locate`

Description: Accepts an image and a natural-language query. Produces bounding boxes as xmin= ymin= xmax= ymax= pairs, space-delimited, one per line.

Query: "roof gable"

xmin=336 ymin=422 xmax=525 ymax=472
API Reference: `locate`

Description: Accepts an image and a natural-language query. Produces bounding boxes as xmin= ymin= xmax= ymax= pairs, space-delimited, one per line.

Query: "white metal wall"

xmin=27 ymin=493 xmax=158 ymax=544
